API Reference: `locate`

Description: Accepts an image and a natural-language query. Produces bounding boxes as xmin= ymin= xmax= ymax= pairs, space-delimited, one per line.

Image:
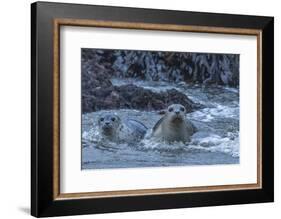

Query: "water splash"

xmin=82 ymin=81 xmax=239 ymax=169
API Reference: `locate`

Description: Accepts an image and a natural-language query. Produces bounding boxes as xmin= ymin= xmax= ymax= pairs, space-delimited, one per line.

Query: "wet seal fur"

xmin=152 ymin=104 xmax=197 ymax=143
xmin=98 ymin=113 xmax=147 ymax=143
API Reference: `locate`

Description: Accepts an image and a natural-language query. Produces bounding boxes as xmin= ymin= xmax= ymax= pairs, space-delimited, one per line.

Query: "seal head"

xmin=98 ymin=114 xmax=121 ymax=141
xmin=98 ymin=113 xmax=147 ymax=143
xmin=166 ymin=104 xmax=187 ymax=124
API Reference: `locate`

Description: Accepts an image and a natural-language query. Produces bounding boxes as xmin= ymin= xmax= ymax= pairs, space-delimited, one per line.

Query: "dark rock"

xmin=80 ymin=49 xmax=230 ymax=113
xmin=82 ymin=84 xmax=201 ymax=113
xmin=82 ymin=49 xmax=239 ymax=87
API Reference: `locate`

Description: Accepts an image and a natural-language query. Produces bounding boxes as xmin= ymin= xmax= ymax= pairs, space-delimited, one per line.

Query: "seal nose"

xmin=105 ymin=121 xmax=110 ymax=125
xmin=175 ymin=111 xmax=180 ymax=115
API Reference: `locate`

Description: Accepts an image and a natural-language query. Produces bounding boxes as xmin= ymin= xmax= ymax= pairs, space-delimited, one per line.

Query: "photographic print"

xmin=32 ymin=3 xmax=274 ymax=216
xmin=81 ymin=48 xmax=240 ymax=169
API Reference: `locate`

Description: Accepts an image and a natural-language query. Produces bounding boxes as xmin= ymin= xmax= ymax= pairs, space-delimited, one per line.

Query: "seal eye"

xmin=168 ymin=107 xmax=173 ymax=112
xmin=111 ymin=117 xmax=116 ymax=122
xmin=100 ymin=117 xmax=104 ymax=122
xmin=180 ymin=107 xmax=185 ymax=112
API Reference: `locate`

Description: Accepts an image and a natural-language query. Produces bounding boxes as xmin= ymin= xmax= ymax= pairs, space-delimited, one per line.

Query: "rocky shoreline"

xmin=83 ymin=83 xmax=201 ymax=113
xmin=82 ymin=49 xmax=239 ymax=113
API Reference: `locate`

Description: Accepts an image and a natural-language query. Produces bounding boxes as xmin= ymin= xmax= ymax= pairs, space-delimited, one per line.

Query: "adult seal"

xmin=151 ymin=104 xmax=197 ymax=143
xmin=98 ymin=113 xmax=147 ymax=143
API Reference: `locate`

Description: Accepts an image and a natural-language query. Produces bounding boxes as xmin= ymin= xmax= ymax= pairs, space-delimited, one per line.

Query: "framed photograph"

xmin=31 ymin=1 xmax=274 ymax=217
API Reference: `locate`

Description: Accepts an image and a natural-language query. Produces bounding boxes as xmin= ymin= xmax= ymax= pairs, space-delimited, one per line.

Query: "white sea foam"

xmin=82 ymin=128 xmax=101 ymax=145
xmin=190 ymin=103 xmax=239 ymax=122
xmin=189 ymin=133 xmax=239 ymax=157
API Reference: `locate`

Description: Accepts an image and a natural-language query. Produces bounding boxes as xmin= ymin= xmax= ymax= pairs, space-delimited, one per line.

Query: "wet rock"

xmin=82 ymin=49 xmax=240 ymax=87
xmin=82 ymin=84 xmax=201 ymax=113
xmin=80 ymin=49 xmax=240 ymax=113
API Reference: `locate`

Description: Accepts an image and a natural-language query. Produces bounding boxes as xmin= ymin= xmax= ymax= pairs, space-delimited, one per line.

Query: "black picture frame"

xmin=31 ymin=1 xmax=274 ymax=217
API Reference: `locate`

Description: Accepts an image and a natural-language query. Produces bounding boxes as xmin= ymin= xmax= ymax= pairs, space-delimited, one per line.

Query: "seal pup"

xmin=98 ymin=113 xmax=147 ymax=143
xmin=152 ymin=104 xmax=197 ymax=143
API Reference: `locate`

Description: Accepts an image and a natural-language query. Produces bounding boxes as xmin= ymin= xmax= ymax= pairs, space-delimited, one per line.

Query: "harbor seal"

xmin=98 ymin=113 xmax=147 ymax=143
xmin=151 ymin=104 xmax=197 ymax=143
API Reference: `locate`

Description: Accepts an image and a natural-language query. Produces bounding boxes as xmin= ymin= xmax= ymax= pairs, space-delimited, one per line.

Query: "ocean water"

xmin=82 ymin=80 xmax=239 ymax=169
